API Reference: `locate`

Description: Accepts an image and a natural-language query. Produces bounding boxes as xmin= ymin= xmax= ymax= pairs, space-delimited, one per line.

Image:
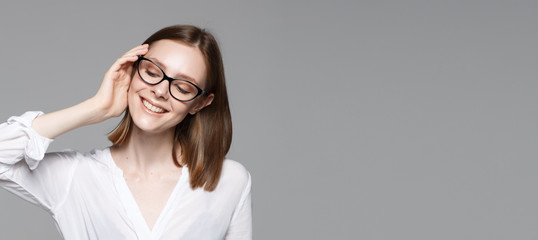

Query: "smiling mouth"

xmin=142 ymin=99 xmax=166 ymax=113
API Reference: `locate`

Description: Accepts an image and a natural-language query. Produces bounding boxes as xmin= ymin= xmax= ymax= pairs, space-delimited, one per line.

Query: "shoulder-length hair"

xmin=108 ymin=25 xmax=232 ymax=192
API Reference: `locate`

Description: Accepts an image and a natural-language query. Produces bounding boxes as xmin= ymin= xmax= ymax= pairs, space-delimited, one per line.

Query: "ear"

xmin=189 ymin=93 xmax=214 ymax=115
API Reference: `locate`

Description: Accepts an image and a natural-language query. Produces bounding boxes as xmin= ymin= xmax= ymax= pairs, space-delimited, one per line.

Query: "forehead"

xmin=145 ymin=39 xmax=208 ymax=87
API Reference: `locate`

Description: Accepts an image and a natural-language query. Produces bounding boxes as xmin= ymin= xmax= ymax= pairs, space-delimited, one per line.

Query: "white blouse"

xmin=0 ymin=112 xmax=252 ymax=240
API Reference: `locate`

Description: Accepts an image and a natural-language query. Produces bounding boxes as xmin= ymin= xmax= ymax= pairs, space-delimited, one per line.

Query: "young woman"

xmin=0 ymin=25 xmax=251 ymax=239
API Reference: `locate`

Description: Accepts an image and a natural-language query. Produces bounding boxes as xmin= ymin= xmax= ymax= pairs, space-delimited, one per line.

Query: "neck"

xmin=113 ymin=126 xmax=181 ymax=175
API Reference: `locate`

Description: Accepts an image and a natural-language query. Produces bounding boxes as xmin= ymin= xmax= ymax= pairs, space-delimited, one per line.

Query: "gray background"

xmin=0 ymin=0 xmax=537 ymax=239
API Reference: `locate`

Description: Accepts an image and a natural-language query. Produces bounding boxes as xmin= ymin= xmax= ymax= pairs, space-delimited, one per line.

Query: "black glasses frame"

xmin=136 ymin=56 xmax=206 ymax=102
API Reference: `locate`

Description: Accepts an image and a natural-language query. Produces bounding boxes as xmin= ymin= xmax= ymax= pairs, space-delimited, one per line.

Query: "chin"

xmin=131 ymin=118 xmax=174 ymax=135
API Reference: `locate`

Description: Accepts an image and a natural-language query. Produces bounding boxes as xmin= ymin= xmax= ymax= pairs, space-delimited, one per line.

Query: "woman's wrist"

xmin=83 ymin=96 xmax=115 ymax=124
xmin=31 ymin=98 xmax=111 ymax=139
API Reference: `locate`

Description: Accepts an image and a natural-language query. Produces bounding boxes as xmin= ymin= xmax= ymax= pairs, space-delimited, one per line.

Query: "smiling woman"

xmin=0 ymin=25 xmax=251 ymax=240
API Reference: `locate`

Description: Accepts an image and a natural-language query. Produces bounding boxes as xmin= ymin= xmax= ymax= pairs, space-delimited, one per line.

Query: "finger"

xmin=118 ymin=54 xmax=140 ymax=63
xmin=118 ymin=48 xmax=148 ymax=62
xmin=121 ymin=44 xmax=149 ymax=58
xmin=133 ymin=47 xmax=149 ymax=57
xmin=123 ymin=45 xmax=148 ymax=57
xmin=126 ymin=44 xmax=148 ymax=53
xmin=106 ymin=44 xmax=148 ymax=74
xmin=108 ymin=55 xmax=139 ymax=73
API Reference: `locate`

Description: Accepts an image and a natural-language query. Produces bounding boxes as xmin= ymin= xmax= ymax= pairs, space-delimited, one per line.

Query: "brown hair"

xmin=108 ymin=25 xmax=232 ymax=192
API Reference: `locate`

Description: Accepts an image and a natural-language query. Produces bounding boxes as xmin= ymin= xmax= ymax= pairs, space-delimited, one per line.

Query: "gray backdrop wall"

xmin=1 ymin=0 xmax=537 ymax=239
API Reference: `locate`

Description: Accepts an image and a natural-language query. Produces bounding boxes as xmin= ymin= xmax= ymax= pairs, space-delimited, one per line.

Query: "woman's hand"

xmin=32 ymin=44 xmax=149 ymax=139
xmin=93 ymin=44 xmax=149 ymax=121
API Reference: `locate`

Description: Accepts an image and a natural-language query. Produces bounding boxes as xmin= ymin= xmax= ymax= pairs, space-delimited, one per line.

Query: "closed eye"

xmin=145 ymin=69 xmax=160 ymax=78
xmin=176 ymin=85 xmax=191 ymax=94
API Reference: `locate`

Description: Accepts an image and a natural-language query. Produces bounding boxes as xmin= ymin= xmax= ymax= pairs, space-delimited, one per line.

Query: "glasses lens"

xmin=138 ymin=59 xmax=163 ymax=84
xmin=170 ymin=80 xmax=199 ymax=101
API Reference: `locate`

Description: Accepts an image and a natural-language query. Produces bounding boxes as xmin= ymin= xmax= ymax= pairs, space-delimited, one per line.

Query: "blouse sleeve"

xmin=225 ymin=171 xmax=252 ymax=240
xmin=0 ymin=111 xmax=79 ymax=213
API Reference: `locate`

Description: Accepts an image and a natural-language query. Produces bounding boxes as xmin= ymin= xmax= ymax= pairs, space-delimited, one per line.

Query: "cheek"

xmin=170 ymin=101 xmax=195 ymax=115
xmin=127 ymin=78 xmax=145 ymax=99
xmin=127 ymin=86 xmax=137 ymax=106
xmin=129 ymin=76 xmax=143 ymax=92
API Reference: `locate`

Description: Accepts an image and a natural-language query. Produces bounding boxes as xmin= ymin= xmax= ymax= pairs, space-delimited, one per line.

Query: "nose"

xmin=151 ymin=80 xmax=170 ymax=100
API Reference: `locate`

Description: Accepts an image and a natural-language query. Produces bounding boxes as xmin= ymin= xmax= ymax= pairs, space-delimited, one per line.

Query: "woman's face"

xmin=127 ymin=39 xmax=212 ymax=134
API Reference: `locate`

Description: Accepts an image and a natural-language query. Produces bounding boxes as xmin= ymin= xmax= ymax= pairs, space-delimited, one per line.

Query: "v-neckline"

xmin=105 ymin=148 xmax=188 ymax=239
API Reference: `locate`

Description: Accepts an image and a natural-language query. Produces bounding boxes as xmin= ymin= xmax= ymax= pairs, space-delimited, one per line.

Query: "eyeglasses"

xmin=136 ymin=56 xmax=206 ymax=102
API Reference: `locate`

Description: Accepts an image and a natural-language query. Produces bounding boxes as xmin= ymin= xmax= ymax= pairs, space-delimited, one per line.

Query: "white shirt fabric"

xmin=0 ymin=111 xmax=252 ymax=240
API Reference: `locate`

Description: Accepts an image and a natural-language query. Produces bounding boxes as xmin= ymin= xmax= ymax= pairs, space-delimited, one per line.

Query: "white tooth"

xmin=143 ymin=100 xmax=165 ymax=113
xmin=151 ymin=105 xmax=162 ymax=113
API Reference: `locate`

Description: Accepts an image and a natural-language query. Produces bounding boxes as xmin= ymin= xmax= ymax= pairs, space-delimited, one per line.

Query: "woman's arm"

xmin=0 ymin=112 xmax=81 ymax=211
xmin=31 ymin=98 xmax=108 ymax=139
xmin=32 ymin=44 xmax=148 ymax=139
xmin=0 ymin=44 xmax=148 ymax=211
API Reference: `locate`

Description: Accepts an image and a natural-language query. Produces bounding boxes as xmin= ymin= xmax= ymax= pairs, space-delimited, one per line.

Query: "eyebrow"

xmin=147 ymin=57 xmax=199 ymax=84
